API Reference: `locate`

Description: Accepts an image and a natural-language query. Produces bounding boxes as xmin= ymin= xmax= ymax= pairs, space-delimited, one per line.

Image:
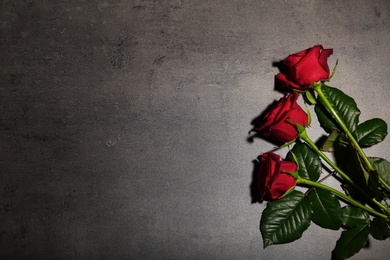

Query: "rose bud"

xmin=257 ymin=152 xmax=297 ymax=202
xmin=276 ymin=45 xmax=333 ymax=90
xmin=254 ymin=92 xmax=308 ymax=144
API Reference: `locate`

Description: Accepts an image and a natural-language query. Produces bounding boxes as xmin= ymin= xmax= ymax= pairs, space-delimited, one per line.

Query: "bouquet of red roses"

xmin=251 ymin=45 xmax=390 ymax=259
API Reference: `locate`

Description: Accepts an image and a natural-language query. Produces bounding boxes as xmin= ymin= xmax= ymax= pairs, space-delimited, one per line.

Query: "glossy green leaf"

xmin=308 ymin=189 xmax=342 ymax=230
xmin=260 ymin=191 xmax=312 ymax=247
xmin=332 ymin=224 xmax=370 ymax=260
xmin=286 ymin=143 xmax=321 ymax=181
xmin=341 ymin=206 xmax=369 ymax=228
xmin=354 ymin=118 xmax=388 ymax=147
xmin=339 ymin=147 xmax=382 ymax=199
xmin=370 ymin=217 xmax=390 ymax=240
xmin=368 ymin=157 xmax=390 ymax=190
xmin=314 ymin=103 xmax=338 ymax=133
xmin=315 ymin=85 xmax=360 ymax=133
xmin=365 ymin=157 xmax=383 ymax=200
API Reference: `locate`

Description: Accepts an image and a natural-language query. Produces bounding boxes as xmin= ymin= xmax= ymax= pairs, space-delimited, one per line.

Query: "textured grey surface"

xmin=1 ymin=0 xmax=390 ymax=259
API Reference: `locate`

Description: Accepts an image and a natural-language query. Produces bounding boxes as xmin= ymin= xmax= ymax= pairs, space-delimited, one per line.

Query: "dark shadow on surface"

xmin=246 ymin=60 xmax=293 ymax=204
xmin=250 ymin=159 xmax=260 ymax=204
xmin=246 ymin=100 xmax=281 ymax=147
xmin=315 ymin=135 xmax=328 ymax=148
xmin=272 ymin=60 xmax=291 ymax=94
xmin=246 ymin=60 xmax=292 ymax=145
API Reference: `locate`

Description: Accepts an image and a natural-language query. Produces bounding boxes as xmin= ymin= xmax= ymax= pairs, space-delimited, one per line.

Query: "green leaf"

xmin=368 ymin=157 xmax=390 ymax=190
xmin=286 ymin=142 xmax=321 ymax=181
xmin=332 ymin=224 xmax=370 ymax=260
xmin=320 ymin=130 xmax=348 ymax=152
xmin=338 ymin=146 xmax=382 ymax=199
xmin=354 ymin=118 xmax=388 ymax=147
xmin=370 ymin=217 xmax=390 ymax=240
xmin=352 ymin=149 xmax=382 ymax=199
xmin=341 ymin=206 xmax=369 ymax=228
xmin=314 ymin=103 xmax=338 ymax=133
xmin=308 ymin=189 xmax=342 ymax=230
xmin=315 ymin=85 xmax=361 ymax=133
xmin=260 ymin=190 xmax=312 ymax=247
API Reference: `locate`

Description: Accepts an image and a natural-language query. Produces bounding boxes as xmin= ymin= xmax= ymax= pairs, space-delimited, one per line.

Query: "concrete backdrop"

xmin=1 ymin=0 xmax=390 ymax=259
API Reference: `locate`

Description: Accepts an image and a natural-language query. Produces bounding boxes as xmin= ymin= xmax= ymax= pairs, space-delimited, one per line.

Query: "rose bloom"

xmin=276 ymin=45 xmax=333 ymax=90
xmin=257 ymin=152 xmax=297 ymax=201
xmin=255 ymin=92 xmax=308 ymax=144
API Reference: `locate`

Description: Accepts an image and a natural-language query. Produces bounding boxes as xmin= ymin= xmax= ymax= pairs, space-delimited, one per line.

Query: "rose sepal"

xmin=304 ymin=89 xmax=317 ymax=105
xmin=323 ymin=59 xmax=338 ymax=82
xmin=284 ymin=170 xmax=299 ymax=179
xmin=278 ymin=184 xmax=297 ymax=199
xmin=295 ymin=122 xmax=306 ymax=136
xmin=278 ymin=138 xmax=297 ymax=149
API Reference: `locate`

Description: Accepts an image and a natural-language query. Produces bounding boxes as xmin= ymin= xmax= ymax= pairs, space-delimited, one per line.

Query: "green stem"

xmin=296 ymin=177 xmax=389 ymax=221
xmin=299 ymin=130 xmax=353 ymax=185
xmin=299 ymin=129 xmax=390 ymax=214
xmin=379 ymin=178 xmax=390 ymax=194
xmin=313 ymin=83 xmax=390 ymax=193
xmin=313 ymin=83 xmax=373 ymax=170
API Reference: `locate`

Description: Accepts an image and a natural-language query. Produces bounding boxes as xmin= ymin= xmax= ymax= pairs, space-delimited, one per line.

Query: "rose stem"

xmin=296 ymin=177 xmax=389 ymax=221
xmin=313 ymin=82 xmax=390 ymax=193
xmin=304 ymin=172 xmax=335 ymax=196
xmin=299 ymin=129 xmax=390 ymax=214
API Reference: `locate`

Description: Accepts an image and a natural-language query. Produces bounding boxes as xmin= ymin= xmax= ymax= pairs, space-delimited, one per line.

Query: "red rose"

xmin=255 ymin=92 xmax=308 ymax=144
xmin=276 ymin=45 xmax=333 ymax=90
xmin=257 ymin=152 xmax=297 ymax=201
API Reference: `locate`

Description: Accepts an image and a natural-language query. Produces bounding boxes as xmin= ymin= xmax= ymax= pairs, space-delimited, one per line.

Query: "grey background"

xmin=1 ymin=0 xmax=390 ymax=259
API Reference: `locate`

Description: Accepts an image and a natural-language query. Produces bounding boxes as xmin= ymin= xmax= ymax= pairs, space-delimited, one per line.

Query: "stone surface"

xmin=1 ymin=0 xmax=390 ymax=259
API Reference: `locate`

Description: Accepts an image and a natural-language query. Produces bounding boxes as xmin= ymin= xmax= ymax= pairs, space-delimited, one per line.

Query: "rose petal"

xmin=266 ymin=172 xmax=296 ymax=200
xmin=283 ymin=48 xmax=310 ymax=67
xmin=257 ymin=153 xmax=281 ymax=201
xmin=275 ymin=72 xmax=290 ymax=86
xmin=318 ymin=48 xmax=333 ymax=73
xmin=294 ymin=46 xmax=329 ymax=86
